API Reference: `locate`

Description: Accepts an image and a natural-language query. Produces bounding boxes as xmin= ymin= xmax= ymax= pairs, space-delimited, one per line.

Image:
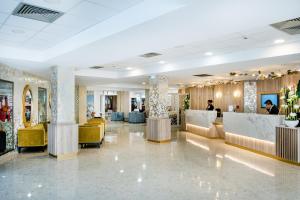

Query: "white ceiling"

xmin=1 ymin=0 xmax=300 ymax=90
xmin=0 ymin=0 xmax=145 ymax=50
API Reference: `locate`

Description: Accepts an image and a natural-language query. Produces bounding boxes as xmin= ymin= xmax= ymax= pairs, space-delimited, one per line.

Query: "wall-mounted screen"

xmin=261 ymin=93 xmax=279 ymax=108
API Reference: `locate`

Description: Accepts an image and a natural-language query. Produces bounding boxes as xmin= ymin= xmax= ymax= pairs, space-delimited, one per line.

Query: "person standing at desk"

xmin=265 ymin=100 xmax=279 ymax=115
xmin=206 ymin=100 xmax=214 ymax=111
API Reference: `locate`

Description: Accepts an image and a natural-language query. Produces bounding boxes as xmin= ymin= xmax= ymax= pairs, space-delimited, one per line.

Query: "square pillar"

xmin=48 ymin=66 xmax=78 ymax=159
xmin=146 ymin=75 xmax=171 ymax=142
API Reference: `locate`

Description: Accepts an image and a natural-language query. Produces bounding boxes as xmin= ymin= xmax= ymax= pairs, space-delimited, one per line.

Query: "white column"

xmin=100 ymin=95 xmax=105 ymax=117
xmin=94 ymin=91 xmax=101 ymax=116
xmin=146 ymin=75 xmax=171 ymax=142
xmin=48 ymin=66 xmax=78 ymax=159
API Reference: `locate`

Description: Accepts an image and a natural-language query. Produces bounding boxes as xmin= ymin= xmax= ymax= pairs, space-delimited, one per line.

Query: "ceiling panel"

xmin=68 ymin=1 xmax=117 ymax=21
xmin=42 ymin=23 xmax=80 ymax=36
xmin=0 ymin=39 xmax=22 ymax=47
xmin=53 ymin=13 xmax=98 ymax=30
xmin=0 ymin=24 xmax=36 ymax=38
xmin=22 ymin=39 xmax=53 ymax=50
xmin=0 ymin=32 xmax=30 ymax=42
xmin=23 ymin=0 xmax=82 ymax=12
xmin=88 ymin=0 xmax=143 ymax=11
xmin=4 ymin=15 xmax=49 ymax=31
xmin=0 ymin=12 xmax=9 ymax=24
xmin=0 ymin=0 xmax=19 ymax=14
xmin=33 ymin=31 xmax=70 ymax=43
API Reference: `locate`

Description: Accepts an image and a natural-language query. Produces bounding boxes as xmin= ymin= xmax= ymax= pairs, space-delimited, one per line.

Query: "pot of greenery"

xmin=281 ymin=86 xmax=299 ymax=127
xmin=183 ymin=94 xmax=190 ymax=111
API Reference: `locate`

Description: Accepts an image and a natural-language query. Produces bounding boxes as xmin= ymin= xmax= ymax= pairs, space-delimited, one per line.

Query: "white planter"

xmin=285 ymin=120 xmax=299 ymax=128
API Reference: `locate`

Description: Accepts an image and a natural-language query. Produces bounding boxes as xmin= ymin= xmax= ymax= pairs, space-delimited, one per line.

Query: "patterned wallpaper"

xmin=149 ymin=76 xmax=169 ymax=118
xmin=244 ymin=81 xmax=257 ymax=113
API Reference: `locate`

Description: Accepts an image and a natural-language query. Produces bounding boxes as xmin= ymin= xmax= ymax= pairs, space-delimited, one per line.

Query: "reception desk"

xmin=223 ymin=112 xmax=284 ymax=155
xmin=185 ymin=110 xmax=222 ymax=138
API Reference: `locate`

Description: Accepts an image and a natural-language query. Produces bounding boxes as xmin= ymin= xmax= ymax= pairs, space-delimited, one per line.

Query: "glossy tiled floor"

xmin=1 ymin=122 xmax=300 ymax=200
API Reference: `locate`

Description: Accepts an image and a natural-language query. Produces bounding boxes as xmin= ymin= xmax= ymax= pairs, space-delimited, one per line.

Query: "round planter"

xmin=285 ymin=120 xmax=299 ymax=128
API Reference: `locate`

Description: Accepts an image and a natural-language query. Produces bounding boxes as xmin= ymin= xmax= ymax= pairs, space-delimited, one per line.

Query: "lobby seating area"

xmin=128 ymin=111 xmax=145 ymax=123
xmin=79 ymin=118 xmax=106 ymax=148
xmin=111 ymin=112 xmax=124 ymax=121
xmin=79 ymin=125 xmax=104 ymax=148
xmin=17 ymin=124 xmax=47 ymax=153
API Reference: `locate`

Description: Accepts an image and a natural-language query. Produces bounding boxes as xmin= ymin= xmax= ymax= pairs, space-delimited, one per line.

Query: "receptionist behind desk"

xmin=206 ymin=100 xmax=214 ymax=111
xmin=265 ymin=99 xmax=279 ymax=115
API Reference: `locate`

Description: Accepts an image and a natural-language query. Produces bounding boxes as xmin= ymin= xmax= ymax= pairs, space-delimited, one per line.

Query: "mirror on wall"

xmin=38 ymin=87 xmax=47 ymax=123
xmin=23 ymin=85 xmax=32 ymax=127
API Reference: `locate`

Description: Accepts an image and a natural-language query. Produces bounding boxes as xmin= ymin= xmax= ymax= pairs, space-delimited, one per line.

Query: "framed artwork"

xmin=38 ymin=87 xmax=47 ymax=123
xmin=86 ymin=91 xmax=94 ymax=119
xmin=0 ymin=79 xmax=14 ymax=154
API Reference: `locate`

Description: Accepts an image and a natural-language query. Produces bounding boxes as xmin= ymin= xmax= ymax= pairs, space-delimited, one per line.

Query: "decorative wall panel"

xmin=149 ymin=76 xmax=168 ymax=118
xmin=244 ymin=81 xmax=257 ymax=113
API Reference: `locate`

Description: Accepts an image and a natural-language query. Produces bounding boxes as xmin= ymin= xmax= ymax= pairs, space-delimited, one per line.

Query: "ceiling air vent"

xmin=12 ymin=3 xmax=64 ymax=23
xmin=140 ymin=52 xmax=162 ymax=58
xmin=193 ymin=74 xmax=213 ymax=77
xmin=270 ymin=17 xmax=300 ymax=35
xmin=89 ymin=66 xmax=104 ymax=69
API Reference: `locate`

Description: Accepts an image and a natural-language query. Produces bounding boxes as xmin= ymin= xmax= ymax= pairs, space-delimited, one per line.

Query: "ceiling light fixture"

xmin=158 ymin=61 xmax=166 ymax=64
xmin=126 ymin=67 xmax=133 ymax=70
xmin=204 ymin=52 xmax=213 ymax=56
xmin=142 ymin=82 xmax=146 ymax=85
xmin=274 ymin=39 xmax=285 ymax=44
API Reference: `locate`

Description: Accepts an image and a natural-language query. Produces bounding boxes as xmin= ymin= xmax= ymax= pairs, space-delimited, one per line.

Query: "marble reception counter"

xmin=185 ymin=110 xmax=222 ymax=138
xmin=223 ymin=112 xmax=284 ymax=155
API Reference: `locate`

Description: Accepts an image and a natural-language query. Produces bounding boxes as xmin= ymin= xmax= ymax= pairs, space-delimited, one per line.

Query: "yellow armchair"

xmin=86 ymin=117 xmax=106 ymax=134
xmin=79 ymin=124 xmax=104 ymax=148
xmin=17 ymin=124 xmax=47 ymax=153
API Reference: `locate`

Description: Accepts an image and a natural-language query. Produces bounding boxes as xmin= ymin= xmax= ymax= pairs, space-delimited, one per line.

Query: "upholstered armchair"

xmin=17 ymin=124 xmax=47 ymax=153
xmin=128 ymin=111 xmax=145 ymax=123
xmin=79 ymin=124 xmax=104 ymax=148
xmin=111 ymin=112 xmax=124 ymax=121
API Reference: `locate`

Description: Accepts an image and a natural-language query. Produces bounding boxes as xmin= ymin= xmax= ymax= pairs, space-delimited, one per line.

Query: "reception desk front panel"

xmin=223 ymin=112 xmax=284 ymax=155
xmin=185 ymin=110 xmax=220 ymax=138
xmin=185 ymin=110 xmax=217 ymax=128
xmin=223 ymin=112 xmax=284 ymax=142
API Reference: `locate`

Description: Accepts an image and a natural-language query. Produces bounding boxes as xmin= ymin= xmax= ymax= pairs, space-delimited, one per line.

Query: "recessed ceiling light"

xmin=274 ymin=39 xmax=285 ymax=44
xmin=142 ymin=82 xmax=146 ymax=85
xmin=204 ymin=52 xmax=213 ymax=56
xmin=126 ymin=67 xmax=133 ymax=70
xmin=11 ymin=29 xmax=25 ymax=34
xmin=158 ymin=61 xmax=166 ymax=64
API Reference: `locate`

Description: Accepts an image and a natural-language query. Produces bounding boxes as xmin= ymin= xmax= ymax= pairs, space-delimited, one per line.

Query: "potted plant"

xmin=281 ymin=86 xmax=299 ymax=127
xmin=183 ymin=94 xmax=190 ymax=110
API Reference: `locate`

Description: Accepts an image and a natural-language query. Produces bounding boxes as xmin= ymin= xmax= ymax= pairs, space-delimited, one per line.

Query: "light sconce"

xmin=216 ymin=91 xmax=222 ymax=99
xmin=233 ymin=90 xmax=241 ymax=98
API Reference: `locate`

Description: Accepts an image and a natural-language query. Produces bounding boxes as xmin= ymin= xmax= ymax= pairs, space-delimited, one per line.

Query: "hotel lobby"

xmin=1 ymin=0 xmax=300 ymax=199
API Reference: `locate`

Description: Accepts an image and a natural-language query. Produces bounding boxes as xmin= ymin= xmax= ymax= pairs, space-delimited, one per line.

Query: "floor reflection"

xmin=0 ymin=122 xmax=300 ymax=200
